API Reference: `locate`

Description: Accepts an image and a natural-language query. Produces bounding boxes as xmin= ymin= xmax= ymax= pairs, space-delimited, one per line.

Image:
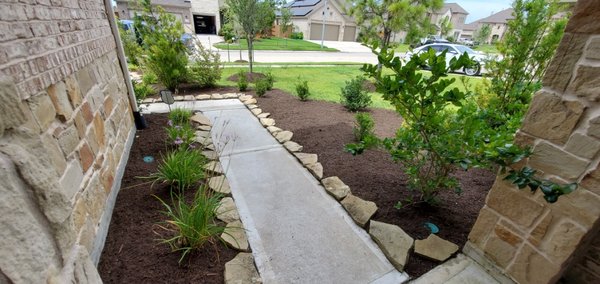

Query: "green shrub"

xmin=165 ymin=123 xmax=196 ymax=149
xmin=237 ymin=70 xmax=248 ymax=91
xmin=255 ymin=79 xmax=269 ymax=97
xmin=168 ymin=108 xmax=193 ymax=125
xmin=295 ymin=79 xmax=310 ymax=101
xmin=340 ymin=76 xmax=371 ymax=111
xmin=188 ymin=43 xmax=222 ymax=88
xmin=151 ymin=149 xmax=207 ymax=190
xmin=290 ymin=32 xmax=303 ymax=39
xmin=142 ymin=72 xmax=158 ymax=85
xmin=265 ymin=71 xmax=274 ymax=90
xmin=155 ymin=187 xmax=225 ymax=262
xmin=136 ymin=4 xmax=188 ymax=91
xmin=132 ymin=80 xmax=154 ymax=103
xmin=353 ymin=112 xmax=375 ymax=142
xmin=118 ymin=22 xmax=143 ymax=66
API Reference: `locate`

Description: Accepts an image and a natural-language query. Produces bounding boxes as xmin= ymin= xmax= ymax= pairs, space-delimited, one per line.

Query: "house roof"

xmin=438 ymin=3 xmax=468 ymax=15
xmin=476 ymin=8 xmax=514 ymax=24
xmin=286 ymin=0 xmax=322 ymax=17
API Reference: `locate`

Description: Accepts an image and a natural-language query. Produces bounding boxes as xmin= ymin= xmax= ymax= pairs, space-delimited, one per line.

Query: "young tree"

xmin=486 ymin=0 xmax=568 ymax=114
xmin=227 ymin=0 xmax=274 ymax=72
xmin=348 ymin=0 xmax=443 ymax=51
xmin=474 ymin=24 xmax=491 ymax=44
xmin=439 ymin=16 xmax=453 ymax=37
xmin=279 ymin=1 xmax=293 ymax=37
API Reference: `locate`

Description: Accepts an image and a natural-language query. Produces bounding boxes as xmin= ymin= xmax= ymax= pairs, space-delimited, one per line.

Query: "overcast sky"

xmin=450 ymin=0 xmax=513 ymax=23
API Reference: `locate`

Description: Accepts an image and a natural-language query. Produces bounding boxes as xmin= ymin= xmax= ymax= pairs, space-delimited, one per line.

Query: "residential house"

xmin=115 ymin=0 xmax=224 ymax=35
xmin=277 ymin=0 xmax=358 ymax=42
xmin=461 ymin=8 xmax=513 ymax=43
xmin=429 ymin=3 xmax=469 ymax=39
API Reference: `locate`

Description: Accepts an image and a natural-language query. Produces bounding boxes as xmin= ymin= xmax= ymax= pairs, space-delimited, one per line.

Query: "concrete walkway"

xmin=145 ymin=100 xmax=408 ymax=283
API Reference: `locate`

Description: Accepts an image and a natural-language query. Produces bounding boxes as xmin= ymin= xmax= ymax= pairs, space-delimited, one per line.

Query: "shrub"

xmin=151 ymin=149 xmax=207 ymax=190
xmin=165 ymin=123 xmax=196 ymax=149
xmin=168 ymin=108 xmax=193 ymax=125
xmin=340 ymin=76 xmax=371 ymax=111
xmin=188 ymin=43 xmax=222 ymax=88
xmin=142 ymin=71 xmax=158 ymax=85
xmin=136 ymin=4 xmax=188 ymax=91
xmin=132 ymin=80 xmax=154 ymax=103
xmin=290 ymin=32 xmax=303 ymax=39
xmin=353 ymin=112 xmax=375 ymax=142
xmin=155 ymin=187 xmax=225 ymax=262
xmin=295 ymin=79 xmax=310 ymax=101
xmin=255 ymin=79 xmax=269 ymax=97
xmin=265 ymin=71 xmax=274 ymax=90
xmin=237 ymin=70 xmax=248 ymax=91
xmin=118 ymin=22 xmax=143 ymax=66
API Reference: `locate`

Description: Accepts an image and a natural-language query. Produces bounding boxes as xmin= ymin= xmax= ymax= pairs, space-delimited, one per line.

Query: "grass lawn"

xmin=394 ymin=44 xmax=411 ymax=53
xmin=218 ymin=66 xmax=483 ymax=110
xmin=473 ymin=44 xmax=499 ymax=54
xmin=214 ymin=38 xmax=338 ymax=52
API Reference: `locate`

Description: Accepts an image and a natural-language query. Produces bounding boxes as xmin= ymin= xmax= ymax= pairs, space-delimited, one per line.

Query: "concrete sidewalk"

xmin=145 ymin=100 xmax=408 ymax=283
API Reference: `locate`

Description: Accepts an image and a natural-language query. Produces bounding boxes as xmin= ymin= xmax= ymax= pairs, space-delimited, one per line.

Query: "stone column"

xmin=465 ymin=1 xmax=600 ymax=283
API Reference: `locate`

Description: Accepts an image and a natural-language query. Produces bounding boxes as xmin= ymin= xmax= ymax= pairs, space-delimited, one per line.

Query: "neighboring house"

xmin=115 ymin=0 xmax=224 ymax=35
xmin=461 ymin=8 xmax=513 ymax=43
xmin=391 ymin=2 xmax=468 ymax=43
xmin=429 ymin=3 xmax=469 ymax=39
xmin=278 ymin=0 xmax=358 ymax=42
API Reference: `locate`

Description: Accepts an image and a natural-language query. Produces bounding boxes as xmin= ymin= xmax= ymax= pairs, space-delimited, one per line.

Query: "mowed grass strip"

xmin=219 ymin=66 xmax=483 ymax=110
xmin=214 ymin=38 xmax=338 ymax=52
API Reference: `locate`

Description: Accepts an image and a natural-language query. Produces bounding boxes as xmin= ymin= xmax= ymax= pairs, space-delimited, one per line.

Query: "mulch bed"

xmin=102 ymin=85 xmax=494 ymax=280
xmin=253 ymin=89 xmax=496 ymax=277
xmin=98 ymin=113 xmax=237 ymax=284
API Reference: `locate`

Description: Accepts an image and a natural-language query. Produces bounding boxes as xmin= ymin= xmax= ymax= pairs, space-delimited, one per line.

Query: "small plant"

xmin=237 ymin=70 xmax=248 ymax=91
xmin=155 ymin=186 xmax=226 ymax=262
xmin=265 ymin=71 xmax=274 ymax=90
xmin=295 ymin=79 xmax=310 ymax=101
xmin=290 ymin=32 xmax=303 ymax=39
xmin=340 ymin=76 xmax=372 ymax=111
xmin=168 ymin=108 xmax=193 ymax=125
xmin=132 ymin=80 xmax=154 ymax=103
xmin=151 ymin=149 xmax=207 ymax=190
xmin=255 ymin=79 xmax=269 ymax=97
xmin=187 ymin=42 xmax=222 ymax=88
xmin=142 ymin=71 xmax=158 ymax=85
xmin=165 ymin=122 xmax=196 ymax=149
xmin=353 ymin=112 xmax=375 ymax=142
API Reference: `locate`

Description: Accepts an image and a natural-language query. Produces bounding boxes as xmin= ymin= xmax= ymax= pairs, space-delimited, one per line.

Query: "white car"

xmin=404 ymin=43 xmax=487 ymax=76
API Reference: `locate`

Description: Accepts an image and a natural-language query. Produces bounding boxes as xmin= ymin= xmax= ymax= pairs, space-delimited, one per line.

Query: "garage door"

xmin=310 ymin=23 xmax=340 ymax=41
xmin=343 ymin=26 xmax=356 ymax=41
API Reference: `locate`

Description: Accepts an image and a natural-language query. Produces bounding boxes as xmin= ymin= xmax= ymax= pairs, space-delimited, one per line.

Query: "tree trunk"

xmin=247 ymin=37 xmax=254 ymax=73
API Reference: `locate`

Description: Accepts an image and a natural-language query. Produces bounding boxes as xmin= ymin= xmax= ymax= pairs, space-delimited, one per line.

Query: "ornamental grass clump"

xmin=155 ymin=186 xmax=226 ymax=263
xmin=151 ymin=148 xmax=207 ymax=190
xmin=168 ymin=108 xmax=193 ymax=125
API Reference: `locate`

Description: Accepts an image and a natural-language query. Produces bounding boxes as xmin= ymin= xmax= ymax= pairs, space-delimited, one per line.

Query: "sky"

xmin=449 ymin=0 xmax=513 ymax=23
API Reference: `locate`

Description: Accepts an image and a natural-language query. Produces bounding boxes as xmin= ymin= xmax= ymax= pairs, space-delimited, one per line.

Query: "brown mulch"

xmin=98 ymin=113 xmax=237 ymax=284
xmin=227 ymin=72 xmax=266 ymax=83
xmin=254 ymin=89 xmax=495 ymax=277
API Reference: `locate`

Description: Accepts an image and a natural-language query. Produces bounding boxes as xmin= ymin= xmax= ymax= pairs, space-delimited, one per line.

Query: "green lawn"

xmin=214 ymin=38 xmax=338 ymax=52
xmin=219 ymin=66 xmax=482 ymax=110
xmin=394 ymin=44 xmax=411 ymax=53
xmin=472 ymin=44 xmax=499 ymax=54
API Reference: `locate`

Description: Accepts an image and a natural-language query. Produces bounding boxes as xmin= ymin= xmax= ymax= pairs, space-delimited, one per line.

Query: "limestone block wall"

xmin=0 ymin=0 xmax=135 ymax=283
xmin=465 ymin=1 xmax=600 ymax=284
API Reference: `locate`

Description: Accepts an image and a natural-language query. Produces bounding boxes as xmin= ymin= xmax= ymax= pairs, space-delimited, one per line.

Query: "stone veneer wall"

xmin=0 ymin=0 xmax=135 ymax=283
xmin=465 ymin=1 xmax=600 ymax=284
